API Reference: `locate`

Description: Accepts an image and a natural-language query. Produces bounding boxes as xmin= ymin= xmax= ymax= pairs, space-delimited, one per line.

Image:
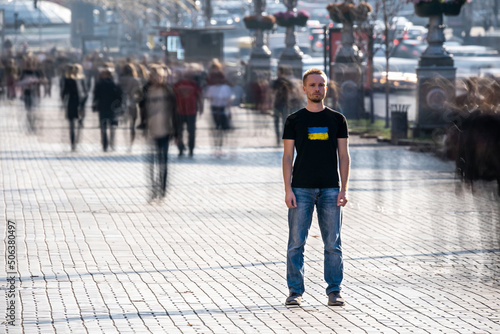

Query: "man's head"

xmin=302 ymin=68 xmax=328 ymax=104
xmin=302 ymin=68 xmax=327 ymax=86
xmin=149 ymin=65 xmax=165 ymax=85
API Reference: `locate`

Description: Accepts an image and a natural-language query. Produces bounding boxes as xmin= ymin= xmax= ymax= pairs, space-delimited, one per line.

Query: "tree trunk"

xmin=383 ymin=2 xmax=390 ymax=128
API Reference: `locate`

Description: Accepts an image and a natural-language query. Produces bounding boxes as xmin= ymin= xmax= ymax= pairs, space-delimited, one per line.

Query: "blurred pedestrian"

xmin=139 ymin=65 xmax=178 ymax=200
xmin=61 ymin=64 xmax=87 ymax=151
xmin=271 ymin=66 xmax=293 ymax=145
xmin=206 ymin=58 xmax=224 ymax=86
xmin=134 ymin=63 xmax=150 ymax=130
xmin=42 ymin=56 xmax=56 ymax=97
xmin=204 ymin=71 xmax=233 ymax=157
xmin=247 ymin=70 xmax=267 ymax=114
xmin=92 ymin=68 xmax=122 ymax=152
xmin=18 ymin=55 xmax=44 ymax=132
xmin=229 ymin=73 xmax=245 ymax=107
xmin=5 ymin=58 xmax=18 ymax=100
xmin=119 ymin=63 xmax=143 ymax=149
xmin=82 ymin=55 xmax=93 ymax=90
xmin=282 ymin=69 xmax=350 ymax=307
xmin=173 ymin=69 xmax=203 ymax=157
xmin=326 ymin=79 xmax=342 ymax=113
xmin=73 ymin=64 xmax=88 ymax=126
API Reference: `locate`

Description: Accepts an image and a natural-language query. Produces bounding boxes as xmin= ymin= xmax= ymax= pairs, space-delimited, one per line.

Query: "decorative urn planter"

xmin=441 ymin=2 xmax=464 ymax=16
xmin=243 ymin=15 xmax=276 ymax=30
xmin=412 ymin=0 xmax=466 ymax=18
xmin=273 ymin=10 xmax=310 ymax=28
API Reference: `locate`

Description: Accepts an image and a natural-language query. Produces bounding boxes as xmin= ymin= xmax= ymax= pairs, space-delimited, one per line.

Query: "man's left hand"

xmin=337 ymin=190 xmax=348 ymax=207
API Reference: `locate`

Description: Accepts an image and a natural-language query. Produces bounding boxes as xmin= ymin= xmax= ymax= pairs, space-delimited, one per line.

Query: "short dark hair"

xmin=302 ymin=68 xmax=327 ymax=86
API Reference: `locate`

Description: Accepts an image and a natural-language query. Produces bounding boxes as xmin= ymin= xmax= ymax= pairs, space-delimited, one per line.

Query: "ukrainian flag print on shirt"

xmin=308 ymin=127 xmax=329 ymax=140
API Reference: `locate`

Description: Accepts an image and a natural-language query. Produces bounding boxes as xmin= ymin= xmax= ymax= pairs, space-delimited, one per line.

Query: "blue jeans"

xmin=287 ymin=187 xmax=343 ymax=295
xmin=149 ymin=135 xmax=170 ymax=197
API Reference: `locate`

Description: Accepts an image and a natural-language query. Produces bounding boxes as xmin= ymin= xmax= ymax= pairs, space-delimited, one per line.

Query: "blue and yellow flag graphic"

xmin=308 ymin=127 xmax=329 ymax=140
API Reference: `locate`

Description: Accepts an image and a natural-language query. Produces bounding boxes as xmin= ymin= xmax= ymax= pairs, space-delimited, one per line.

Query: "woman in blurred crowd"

xmin=119 ymin=63 xmax=143 ymax=150
xmin=204 ymin=71 xmax=233 ymax=157
xmin=139 ymin=65 xmax=178 ymax=201
xmin=61 ymin=64 xmax=88 ymax=151
xmin=73 ymin=64 xmax=88 ymax=126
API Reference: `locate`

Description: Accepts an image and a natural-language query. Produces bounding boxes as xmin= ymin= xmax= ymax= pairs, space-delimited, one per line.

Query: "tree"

xmin=370 ymin=0 xmax=405 ymax=128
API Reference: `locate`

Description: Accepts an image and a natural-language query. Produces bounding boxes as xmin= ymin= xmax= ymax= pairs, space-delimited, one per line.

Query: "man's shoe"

xmin=285 ymin=293 xmax=302 ymax=306
xmin=328 ymin=291 xmax=345 ymax=306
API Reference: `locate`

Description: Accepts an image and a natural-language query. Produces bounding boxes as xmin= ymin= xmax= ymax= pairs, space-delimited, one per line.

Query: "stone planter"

xmin=414 ymin=1 xmax=464 ymax=17
xmin=441 ymin=2 xmax=463 ymax=16
xmin=294 ymin=15 xmax=308 ymax=27
xmin=414 ymin=1 xmax=442 ymax=17
xmin=244 ymin=20 xmax=259 ymax=30
xmin=243 ymin=15 xmax=275 ymax=30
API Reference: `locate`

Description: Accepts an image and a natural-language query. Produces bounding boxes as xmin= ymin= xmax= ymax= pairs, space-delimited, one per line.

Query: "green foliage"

xmin=348 ymin=119 xmax=391 ymax=139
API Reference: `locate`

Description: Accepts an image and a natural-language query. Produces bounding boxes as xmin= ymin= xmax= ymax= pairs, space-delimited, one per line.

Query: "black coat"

xmin=61 ymin=78 xmax=87 ymax=120
xmin=93 ymin=78 xmax=122 ymax=119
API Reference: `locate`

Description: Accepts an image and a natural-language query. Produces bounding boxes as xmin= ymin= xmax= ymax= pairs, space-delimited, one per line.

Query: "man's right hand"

xmin=285 ymin=191 xmax=297 ymax=209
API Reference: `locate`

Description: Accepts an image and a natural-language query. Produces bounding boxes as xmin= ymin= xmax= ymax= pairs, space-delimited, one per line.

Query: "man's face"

xmin=303 ymin=73 xmax=327 ymax=103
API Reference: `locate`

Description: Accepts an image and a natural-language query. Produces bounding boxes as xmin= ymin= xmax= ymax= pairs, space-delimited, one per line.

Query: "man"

xmin=173 ymin=70 xmax=203 ymax=157
xmin=282 ymin=68 xmax=350 ymax=306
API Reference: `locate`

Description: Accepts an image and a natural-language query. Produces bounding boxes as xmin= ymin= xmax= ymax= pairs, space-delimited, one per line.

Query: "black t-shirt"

xmin=282 ymin=107 xmax=348 ymax=188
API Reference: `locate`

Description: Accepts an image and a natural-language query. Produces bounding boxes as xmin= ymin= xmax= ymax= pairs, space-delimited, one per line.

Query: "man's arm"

xmin=282 ymin=139 xmax=297 ymax=208
xmin=337 ymin=137 xmax=350 ymax=207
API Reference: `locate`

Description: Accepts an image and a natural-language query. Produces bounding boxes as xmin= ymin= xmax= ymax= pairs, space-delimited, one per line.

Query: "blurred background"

xmin=0 ymin=0 xmax=499 ymax=169
xmin=0 ymin=0 xmax=498 ymax=127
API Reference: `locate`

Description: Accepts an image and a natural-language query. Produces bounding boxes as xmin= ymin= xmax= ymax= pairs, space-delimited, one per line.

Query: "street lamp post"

xmin=38 ymin=0 xmax=42 ymax=50
xmin=278 ymin=0 xmax=302 ymax=79
xmin=247 ymin=0 xmax=272 ymax=81
xmin=327 ymin=0 xmax=371 ymax=120
xmin=413 ymin=1 xmax=466 ymax=136
xmin=0 ymin=10 xmax=4 ymax=56
xmin=14 ymin=12 xmax=18 ymax=44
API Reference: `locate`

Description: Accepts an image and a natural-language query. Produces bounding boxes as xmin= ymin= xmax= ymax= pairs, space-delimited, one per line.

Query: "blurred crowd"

xmin=1 ymin=43 xmax=498 ymax=197
xmin=0 ymin=45 xmax=323 ymax=151
xmin=0 ymin=45 xmax=308 ymax=201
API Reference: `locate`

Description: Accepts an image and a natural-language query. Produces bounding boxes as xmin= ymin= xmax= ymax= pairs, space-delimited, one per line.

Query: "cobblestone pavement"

xmin=1 ymin=89 xmax=499 ymax=334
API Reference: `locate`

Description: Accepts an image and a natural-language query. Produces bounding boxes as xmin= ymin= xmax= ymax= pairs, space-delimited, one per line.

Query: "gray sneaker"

xmin=285 ymin=293 xmax=302 ymax=306
xmin=328 ymin=291 xmax=345 ymax=306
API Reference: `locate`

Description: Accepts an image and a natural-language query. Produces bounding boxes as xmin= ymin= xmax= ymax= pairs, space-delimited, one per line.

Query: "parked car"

xmin=403 ymin=25 xmax=427 ymax=41
xmin=210 ymin=9 xmax=234 ymax=26
xmin=446 ymin=45 xmax=499 ymax=57
xmin=454 ymin=56 xmax=500 ymax=79
xmin=372 ymin=56 xmax=418 ymax=91
xmin=391 ymin=39 xmax=427 ymax=59
xmin=309 ymin=28 xmax=325 ymax=54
